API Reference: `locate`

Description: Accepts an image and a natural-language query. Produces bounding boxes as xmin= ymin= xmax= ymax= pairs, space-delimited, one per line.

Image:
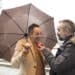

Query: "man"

xmin=11 ymin=24 xmax=45 ymax=75
xmin=38 ymin=19 xmax=75 ymax=75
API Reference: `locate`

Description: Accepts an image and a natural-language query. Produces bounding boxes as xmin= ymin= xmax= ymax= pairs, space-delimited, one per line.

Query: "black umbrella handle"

xmin=24 ymin=33 xmax=29 ymax=39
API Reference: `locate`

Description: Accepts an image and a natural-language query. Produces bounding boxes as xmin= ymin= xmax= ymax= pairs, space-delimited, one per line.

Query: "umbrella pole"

xmin=24 ymin=34 xmax=37 ymax=63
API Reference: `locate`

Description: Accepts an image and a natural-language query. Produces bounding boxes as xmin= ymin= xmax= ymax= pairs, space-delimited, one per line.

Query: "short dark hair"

xmin=59 ymin=19 xmax=75 ymax=33
xmin=28 ymin=23 xmax=40 ymax=34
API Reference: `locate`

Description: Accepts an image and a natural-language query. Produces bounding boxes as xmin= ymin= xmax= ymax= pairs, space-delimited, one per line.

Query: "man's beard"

xmin=36 ymin=38 xmax=41 ymax=42
xmin=57 ymin=34 xmax=64 ymax=41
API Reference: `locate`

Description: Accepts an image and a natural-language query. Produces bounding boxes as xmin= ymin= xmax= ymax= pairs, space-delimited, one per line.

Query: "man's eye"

xmin=36 ymin=33 xmax=40 ymax=35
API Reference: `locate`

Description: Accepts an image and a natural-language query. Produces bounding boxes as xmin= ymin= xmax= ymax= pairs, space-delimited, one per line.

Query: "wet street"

xmin=0 ymin=59 xmax=50 ymax=75
xmin=0 ymin=59 xmax=19 ymax=75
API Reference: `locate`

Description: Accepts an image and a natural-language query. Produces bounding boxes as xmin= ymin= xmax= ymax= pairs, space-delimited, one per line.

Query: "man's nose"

xmin=37 ymin=34 xmax=42 ymax=37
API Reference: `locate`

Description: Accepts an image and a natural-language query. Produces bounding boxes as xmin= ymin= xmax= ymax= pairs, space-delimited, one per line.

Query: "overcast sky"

xmin=0 ymin=0 xmax=75 ymax=30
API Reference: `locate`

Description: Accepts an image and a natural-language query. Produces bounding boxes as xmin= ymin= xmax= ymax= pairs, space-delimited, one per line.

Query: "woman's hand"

xmin=37 ymin=42 xmax=45 ymax=51
xmin=37 ymin=42 xmax=51 ymax=52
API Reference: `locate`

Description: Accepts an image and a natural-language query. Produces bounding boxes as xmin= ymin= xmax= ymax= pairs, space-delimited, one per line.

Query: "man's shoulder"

xmin=17 ymin=38 xmax=31 ymax=44
xmin=17 ymin=38 xmax=27 ymax=44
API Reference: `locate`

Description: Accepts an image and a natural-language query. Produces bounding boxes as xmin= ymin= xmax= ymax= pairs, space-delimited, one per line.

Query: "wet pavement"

xmin=0 ymin=59 xmax=19 ymax=75
xmin=0 ymin=59 xmax=50 ymax=75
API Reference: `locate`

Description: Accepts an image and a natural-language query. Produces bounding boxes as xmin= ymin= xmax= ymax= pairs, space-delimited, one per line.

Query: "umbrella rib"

xmin=40 ymin=18 xmax=57 ymax=43
xmin=40 ymin=18 xmax=55 ymax=35
xmin=3 ymin=11 xmax=25 ymax=34
xmin=43 ymin=36 xmax=57 ymax=42
xmin=40 ymin=17 xmax=52 ymax=26
xmin=10 ymin=36 xmax=24 ymax=47
xmin=0 ymin=33 xmax=24 ymax=35
xmin=26 ymin=4 xmax=32 ymax=34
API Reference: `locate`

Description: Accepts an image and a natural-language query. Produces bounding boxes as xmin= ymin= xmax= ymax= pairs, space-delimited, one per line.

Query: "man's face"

xmin=31 ymin=27 xmax=42 ymax=42
xmin=57 ymin=23 xmax=68 ymax=41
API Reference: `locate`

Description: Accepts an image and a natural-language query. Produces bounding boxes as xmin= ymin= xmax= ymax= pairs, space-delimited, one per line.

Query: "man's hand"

xmin=22 ymin=42 xmax=32 ymax=54
xmin=23 ymin=42 xmax=32 ymax=49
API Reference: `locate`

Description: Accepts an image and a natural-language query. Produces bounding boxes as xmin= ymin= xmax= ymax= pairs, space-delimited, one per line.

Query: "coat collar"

xmin=58 ymin=35 xmax=75 ymax=52
xmin=70 ymin=36 xmax=75 ymax=44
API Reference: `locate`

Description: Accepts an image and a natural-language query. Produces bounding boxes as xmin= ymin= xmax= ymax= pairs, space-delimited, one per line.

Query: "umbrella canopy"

xmin=0 ymin=3 xmax=57 ymax=61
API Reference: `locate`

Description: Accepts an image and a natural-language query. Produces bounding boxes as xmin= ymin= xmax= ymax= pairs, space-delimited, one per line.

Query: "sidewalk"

xmin=0 ymin=59 xmax=50 ymax=75
xmin=0 ymin=59 xmax=19 ymax=75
